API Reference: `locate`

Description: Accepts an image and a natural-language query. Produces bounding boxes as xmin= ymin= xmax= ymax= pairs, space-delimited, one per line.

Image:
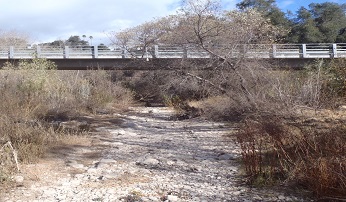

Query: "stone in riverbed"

xmin=217 ymin=153 xmax=235 ymax=160
xmin=136 ymin=157 xmax=160 ymax=166
xmin=167 ymin=195 xmax=178 ymax=202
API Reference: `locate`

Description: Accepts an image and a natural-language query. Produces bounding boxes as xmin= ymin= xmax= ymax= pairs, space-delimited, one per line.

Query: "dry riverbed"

xmin=1 ymin=107 xmax=309 ymax=202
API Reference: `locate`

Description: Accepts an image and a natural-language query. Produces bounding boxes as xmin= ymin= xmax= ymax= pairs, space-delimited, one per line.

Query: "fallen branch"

xmin=185 ymin=72 xmax=226 ymax=94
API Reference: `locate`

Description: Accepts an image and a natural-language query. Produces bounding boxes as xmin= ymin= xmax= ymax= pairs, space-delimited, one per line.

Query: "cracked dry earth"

xmin=1 ymin=107 xmax=308 ymax=202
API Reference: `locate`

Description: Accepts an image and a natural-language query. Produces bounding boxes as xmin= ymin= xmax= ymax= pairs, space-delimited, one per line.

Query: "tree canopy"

xmin=236 ymin=0 xmax=346 ymax=43
xmin=287 ymin=2 xmax=346 ymax=43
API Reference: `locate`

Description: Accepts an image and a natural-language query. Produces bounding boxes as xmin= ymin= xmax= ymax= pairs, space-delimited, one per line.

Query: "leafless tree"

xmin=0 ymin=29 xmax=30 ymax=47
xmin=110 ymin=0 xmax=289 ymax=116
xmin=108 ymin=16 xmax=178 ymax=58
xmin=165 ymin=0 xmax=287 ymax=113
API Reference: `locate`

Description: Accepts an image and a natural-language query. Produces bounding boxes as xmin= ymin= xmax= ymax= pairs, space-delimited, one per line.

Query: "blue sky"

xmin=276 ymin=0 xmax=344 ymax=13
xmin=0 ymin=0 xmax=344 ymax=45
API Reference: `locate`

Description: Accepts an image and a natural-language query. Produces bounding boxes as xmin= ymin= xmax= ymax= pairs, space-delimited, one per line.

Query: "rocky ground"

xmin=1 ymin=107 xmax=311 ymax=202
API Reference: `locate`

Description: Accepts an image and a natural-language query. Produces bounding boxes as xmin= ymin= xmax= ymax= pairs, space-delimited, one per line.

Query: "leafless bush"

xmin=236 ymin=116 xmax=346 ymax=198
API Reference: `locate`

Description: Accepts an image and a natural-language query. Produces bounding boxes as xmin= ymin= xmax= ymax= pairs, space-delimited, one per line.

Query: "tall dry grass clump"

xmin=0 ymin=58 xmax=133 ymax=181
xmin=234 ymin=59 xmax=346 ymax=199
xmin=237 ymin=117 xmax=346 ymax=198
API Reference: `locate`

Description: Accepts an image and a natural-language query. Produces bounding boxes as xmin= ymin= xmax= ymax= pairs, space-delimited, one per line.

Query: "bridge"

xmin=0 ymin=43 xmax=345 ymax=70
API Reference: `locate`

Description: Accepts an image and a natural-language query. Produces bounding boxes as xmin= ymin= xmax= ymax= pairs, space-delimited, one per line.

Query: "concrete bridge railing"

xmin=1 ymin=43 xmax=346 ymax=60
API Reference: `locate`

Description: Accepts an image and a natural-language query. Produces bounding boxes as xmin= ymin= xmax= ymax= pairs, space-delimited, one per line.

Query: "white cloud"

xmin=0 ymin=0 xmax=236 ymax=45
xmin=279 ymin=0 xmax=295 ymax=8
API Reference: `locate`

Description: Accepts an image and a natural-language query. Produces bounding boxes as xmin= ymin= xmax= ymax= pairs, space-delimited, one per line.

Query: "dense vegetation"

xmin=0 ymin=59 xmax=133 ymax=182
xmin=108 ymin=0 xmax=346 ymax=199
xmin=0 ymin=0 xmax=346 ymax=200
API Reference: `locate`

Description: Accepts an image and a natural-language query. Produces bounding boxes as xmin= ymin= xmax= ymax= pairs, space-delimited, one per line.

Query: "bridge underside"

xmin=0 ymin=58 xmax=340 ymax=70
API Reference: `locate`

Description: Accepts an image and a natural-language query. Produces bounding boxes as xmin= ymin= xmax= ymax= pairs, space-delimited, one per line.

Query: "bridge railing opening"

xmin=39 ymin=46 xmax=64 ymax=58
xmin=337 ymin=44 xmax=346 ymax=57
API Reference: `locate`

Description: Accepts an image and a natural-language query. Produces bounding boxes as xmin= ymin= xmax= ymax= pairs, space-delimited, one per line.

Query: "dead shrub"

xmin=189 ymin=96 xmax=251 ymax=121
xmin=0 ymin=60 xmax=134 ymax=181
xmin=237 ymin=116 xmax=346 ymax=198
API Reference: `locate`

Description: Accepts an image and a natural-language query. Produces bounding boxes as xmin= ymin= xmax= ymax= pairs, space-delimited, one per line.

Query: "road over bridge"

xmin=0 ymin=44 xmax=345 ymax=70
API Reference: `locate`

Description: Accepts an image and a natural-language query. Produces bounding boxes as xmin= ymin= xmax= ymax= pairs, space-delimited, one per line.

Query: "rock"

xmin=99 ymin=159 xmax=117 ymax=164
xmin=13 ymin=175 xmax=24 ymax=183
xmin=60 ymin=120 xmax=90 ymax=132
xmin=123 ymin=122 xmax=138 ymax=129
xmin=166 ymin=160 xmax=176 ymax=166
xmin=339 ymin=105 xmax=346 ymax=110
xmin=110 ymin=129 xmax=126 ymax=136
xmin=143 ymin=158 xmax=160 ymax=165
xmin=66 ymin=160 xmax=85 ymax=169
xmin=278 ymin=195 xmax=286 ymax=200
xmin=232 ymin=191 xmax=241 ymax=196
xmin=167 ymin=195 xmax=178 ymax=202
xmin=217 ymin=153 xmax=235 ymax=160
xmin=137 ymin=157 xmax=160 ymax=166
xmin=148 ymin=196 xmax=160 ymax=202
xmin=87 ymin=168 xmax=98 ymax=174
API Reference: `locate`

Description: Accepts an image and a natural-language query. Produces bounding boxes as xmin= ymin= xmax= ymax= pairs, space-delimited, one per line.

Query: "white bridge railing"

xmin=0 ymin=44 xmax=346 ymax=59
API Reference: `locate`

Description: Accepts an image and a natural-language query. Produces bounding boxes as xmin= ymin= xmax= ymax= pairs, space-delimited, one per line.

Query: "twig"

xmin=1 ymin=141 xmax=20 ymax=172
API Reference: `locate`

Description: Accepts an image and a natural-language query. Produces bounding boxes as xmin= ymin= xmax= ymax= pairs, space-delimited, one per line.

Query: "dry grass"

xmin=0 ymin=59 xmax=133 ymax=182
xmin=182 ymin=60 xmax=346 ymax=199
xmin=236 ymin=114 xmax=346 ymax=199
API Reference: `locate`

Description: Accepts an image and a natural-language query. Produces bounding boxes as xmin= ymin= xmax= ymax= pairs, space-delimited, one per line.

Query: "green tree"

xmin=288 ymin=2 xmax=346 ymax=43
xmin=310 ymin=2 xmax=346 ymax=43
xmin=287 ymin=7 xmax=324 ymax=43
xmin=66 ymin=35 xmax=89 ymax=47
xmin=98 ymin=43 xmax=110 ymax=50
xmin=49 ymin=40 xmax=65 ymax=47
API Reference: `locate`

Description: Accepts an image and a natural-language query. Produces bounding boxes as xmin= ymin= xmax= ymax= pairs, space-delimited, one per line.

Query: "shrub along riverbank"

xmin=0 ymin=58 xmax=133 ymax=182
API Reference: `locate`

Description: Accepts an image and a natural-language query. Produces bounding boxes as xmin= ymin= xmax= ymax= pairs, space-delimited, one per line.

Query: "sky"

xmin=0 ymin=0 xmax=344 ymax=45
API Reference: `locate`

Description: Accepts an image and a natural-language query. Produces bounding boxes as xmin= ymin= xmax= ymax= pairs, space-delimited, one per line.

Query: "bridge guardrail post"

xmin=332 ymin=44 xmax=337 ymax=58
xmin=154 ymin=45 xmax=159 ymax=58
xmin=64 ymin=46 xmax=69 ymax=58
xmin=300 ymin=44 xmax=307 ymax=58
xmin=121 ymin=48 xmax=127 ymax=58
xmin=9 ymin=46 xmax=14 ymax=59
xmin=183 ymin=46 xmax=188 ymax=58
xmin=271 ymin=44 xmax=277 ymax=58
xmin=36 ymin=46 xmax=41 ymax=58
xmin=92 ymin=45 xmax=98 ymax=59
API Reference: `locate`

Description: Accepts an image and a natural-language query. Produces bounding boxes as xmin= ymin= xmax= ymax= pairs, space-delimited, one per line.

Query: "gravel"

xmin=1 ymin=107 xmax=311 ymax=202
